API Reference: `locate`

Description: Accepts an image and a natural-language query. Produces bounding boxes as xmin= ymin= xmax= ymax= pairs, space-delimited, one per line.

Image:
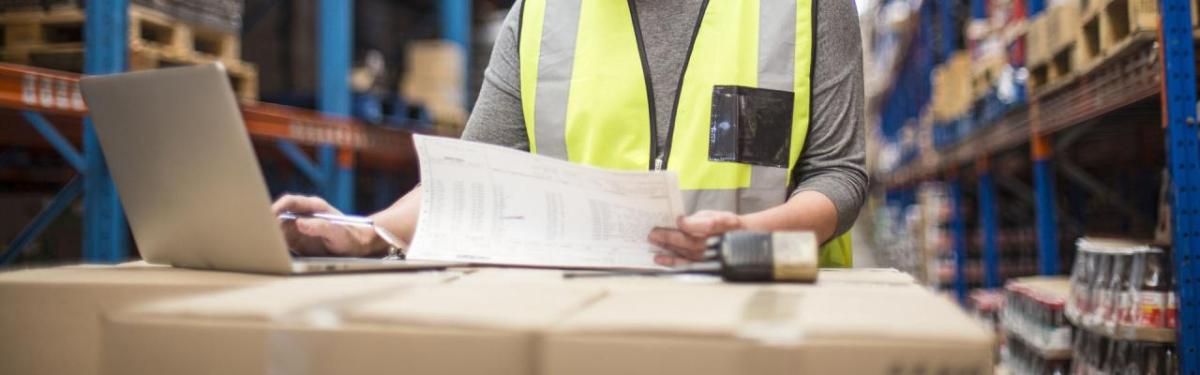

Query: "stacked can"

xmin=1065 ymin=238 xmax=1179 ymax=375
xmin=1067 ymin=239 xmax=1177 ymax=330
xmin=1000 ymin=280 xmax=1073 ymax=374
xmin=1070 ymin=329 xmax=1177 ymax=374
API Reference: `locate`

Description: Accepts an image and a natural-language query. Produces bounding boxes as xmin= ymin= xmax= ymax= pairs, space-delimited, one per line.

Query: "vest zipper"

xmin=658 ymin=0 xmax=711 ymax=170
xmin=625 ymin=0 xmax=660 ymax=170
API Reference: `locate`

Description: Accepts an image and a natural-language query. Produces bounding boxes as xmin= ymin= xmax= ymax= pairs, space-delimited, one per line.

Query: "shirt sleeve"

xmin=789 ymin=0 xmax=869 ymax=238
xmin=460 ymin=0 xmax=529 ymax=151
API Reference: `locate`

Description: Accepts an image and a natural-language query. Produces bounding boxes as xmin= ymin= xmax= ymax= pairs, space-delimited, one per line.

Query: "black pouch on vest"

xmin=708 ymin=85 xmax=794 ymax=168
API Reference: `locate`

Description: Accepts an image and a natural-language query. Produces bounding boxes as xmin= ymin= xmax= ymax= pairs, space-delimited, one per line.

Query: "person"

xmin=273 ymin=0 xmax=867 ymax=267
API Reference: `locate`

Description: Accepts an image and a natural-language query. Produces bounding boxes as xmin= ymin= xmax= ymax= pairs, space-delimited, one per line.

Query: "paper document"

xmin=407 ymin=135 xmax=685 ymax=269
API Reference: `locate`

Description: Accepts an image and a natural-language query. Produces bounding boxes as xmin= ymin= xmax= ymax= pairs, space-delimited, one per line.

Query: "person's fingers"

xmin=296 ymin=218 xmax=363 ymax=256
xmin=294 ymin=218 xmax=324 ymax=236
xmin=677 ymin=211 xmax=742 ymax=238
xmin=654 ymin=253 xmax=689 ymax=267
xmin=648 ymin=228 xmax=706 ymax=260
xmin=279 ymin=220 xmax=327 ymax=256
xmin=271 ymin=194 xmax=303 ymax=215
xmin=271 ymin=194 xmax=338 ymax=216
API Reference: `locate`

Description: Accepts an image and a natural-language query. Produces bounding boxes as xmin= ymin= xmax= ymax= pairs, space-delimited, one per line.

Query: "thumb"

xmin=678 ymin=211 xmax=742 ymax=237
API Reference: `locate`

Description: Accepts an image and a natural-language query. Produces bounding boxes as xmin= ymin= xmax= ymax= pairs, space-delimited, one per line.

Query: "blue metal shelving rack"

xmin=81 ymin=0 xmax=130 ymax=263
xmin=270 ymin=0 xmax=356 ymax=213
xmin=2 ymin=0 xmax=133 ymax=264
xmin=1159 ymin=0 xmax=1198 ymax=369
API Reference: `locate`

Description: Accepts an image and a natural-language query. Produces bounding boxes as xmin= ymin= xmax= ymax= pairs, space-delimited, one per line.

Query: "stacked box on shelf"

xmin=0 ymin=0 xmax=77 ymax=11
xmin=1028 ymin=1 xmax=1081 ymax=93
xmin=933 ymin=44 xmax=1027 ymax=150
xmin=1025 ymin=13 xmax=1049 ymax=70
xmin=971 ymin=51 xmax=1008 ymax=101
xmin=931 ymin=52 xmax=972 ymax=149
xmin=0 ymin=0 xmax=245 ymax=34
xmin=0 ymin=4 xmax=258 ymax=101
xmin=401 ymin=40 xmax=467 ymax=137
xmin=130 ymin=0 xmax=243 ymax=34
xmin=1076 ymin=0 xmax=1156 ymax=69
xmin=932 ymin=52 xmax=973 ymax=122
xmin=1194 ymin=0 xmax=1199 ymax=35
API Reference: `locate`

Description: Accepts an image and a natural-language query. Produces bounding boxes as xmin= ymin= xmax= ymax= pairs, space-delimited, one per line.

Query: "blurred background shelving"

xmin=858 ymin=0 xmax=1197 ymax=371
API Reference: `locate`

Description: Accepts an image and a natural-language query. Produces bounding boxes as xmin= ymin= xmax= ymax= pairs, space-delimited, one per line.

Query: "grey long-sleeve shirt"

xmin=461 ymin=0 xmax=867 ymax=237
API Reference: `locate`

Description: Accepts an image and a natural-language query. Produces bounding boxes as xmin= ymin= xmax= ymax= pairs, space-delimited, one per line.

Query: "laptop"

xmin=80 ymin=63 xmax=458 ymax=274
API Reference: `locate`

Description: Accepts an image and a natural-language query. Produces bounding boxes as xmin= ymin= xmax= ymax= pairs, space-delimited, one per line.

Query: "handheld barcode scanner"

xmin=565 ymin=230 xmax=820 ymax=283
xmin=710 ymin=231 xmax=819 ymax=282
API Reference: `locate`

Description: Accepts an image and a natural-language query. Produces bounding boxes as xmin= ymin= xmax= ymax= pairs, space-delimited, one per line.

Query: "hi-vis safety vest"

xmin=518 ymin=0 xmax=851 ymax=267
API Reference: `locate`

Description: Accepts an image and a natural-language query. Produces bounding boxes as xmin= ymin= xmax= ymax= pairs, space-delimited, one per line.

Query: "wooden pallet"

xmin=1076 ymin=0 xmax=1157 ymax=70
xmin=1027 ymin=46 xmax=1076 ymax=94
xmin=1025 ymin=3 xmax=1082 ymax=94
xmin=1025 ymin=15 xmax=1050 ymax=67
xmin=1192 ymin=0 xmax=1200 ymax=42
xmin=128 ymin=43 xmax=257 ymax=101
xmin=1 ymin=43 xmax=257 ymax=101
xmin=1026 ymin=11 xmax=1074 ymax=69
xmin=1032 ymin=0 xmax=1158 ymax=95
xmin=0 ymin=5 xmax=255 ymax=100
xmin=0 ymin=5 xmax=240 ymax=61
xmin=1193 ymin=0 xmax=1199 ymax=32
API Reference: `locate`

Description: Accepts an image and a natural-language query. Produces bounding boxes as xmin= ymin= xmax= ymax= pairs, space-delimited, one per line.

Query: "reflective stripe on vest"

xmin=518 ymin=0 xmax=851 ymax=267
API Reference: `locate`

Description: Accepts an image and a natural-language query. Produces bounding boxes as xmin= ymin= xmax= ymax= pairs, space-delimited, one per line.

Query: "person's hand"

xmin=647 ymin=210 xmax=744 ymax=266
xmin=270 ymin=194 xmax=381 ymax=257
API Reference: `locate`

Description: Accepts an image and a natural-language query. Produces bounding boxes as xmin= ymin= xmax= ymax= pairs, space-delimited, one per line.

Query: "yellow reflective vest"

xmin=517 ymin=0 xmax=851 ymax=267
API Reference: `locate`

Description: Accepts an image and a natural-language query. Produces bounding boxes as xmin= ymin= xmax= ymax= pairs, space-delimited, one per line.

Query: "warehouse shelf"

xmin=0 ymin=63 xmax=419 ymax=167
xmin=1063 ymin=307 xmax=1177 ymax=344
xmin=1001 ymin=323 xmax=1073 ymax=360
xmin=0 ymin=0 xmax=478 ymax=264
xmin=881 ymin=36 xmax=1160 ymax=189
xmin=873 ymin=1 xmax=1197 ymax=369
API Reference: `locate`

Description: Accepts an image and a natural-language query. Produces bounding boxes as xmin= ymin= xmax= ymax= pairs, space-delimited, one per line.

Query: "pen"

xmin=277 ymin=211 xmax=410 ymax=259
xmin=278 ymin=212 xmax=375 ymax=228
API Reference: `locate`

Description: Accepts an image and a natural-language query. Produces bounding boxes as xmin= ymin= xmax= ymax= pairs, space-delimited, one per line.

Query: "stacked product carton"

xmin=96 ymin=267 xmax=988 ymax=375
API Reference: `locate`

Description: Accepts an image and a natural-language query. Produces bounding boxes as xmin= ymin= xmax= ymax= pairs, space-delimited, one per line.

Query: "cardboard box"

xmin=453 ymin=267 xmax=916 ymax=289
xmin=1025 ymin=15 xmax=1051 ymax=66
xmin=544 ymin=284 xmax=993 ymax=375
xmin=931 ymin=52 xmax=973 ymax=122
xmin=98 ymin=267 xmax=980 ymax=375
xmin=101 ymin=274 xmax=602 ymax=375
xmin=401 ymin=40 xmax=468 ymax=133
xmin=451 ymin=267 xmax=727 ymax=290
xmin=971 ymin=51 xmax=1008 ymax=99
xmin=813 ymin=267 xmax=916 ymax=286
xmin=0 ymin=262 xmax=277 ymax=375
xmin=1048 ymin=2 xmax=1081 ymax=54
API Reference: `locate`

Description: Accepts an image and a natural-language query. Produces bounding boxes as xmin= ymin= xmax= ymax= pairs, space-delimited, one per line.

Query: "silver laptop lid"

xmin=80 ymin=63 xmax=293 ymax=274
